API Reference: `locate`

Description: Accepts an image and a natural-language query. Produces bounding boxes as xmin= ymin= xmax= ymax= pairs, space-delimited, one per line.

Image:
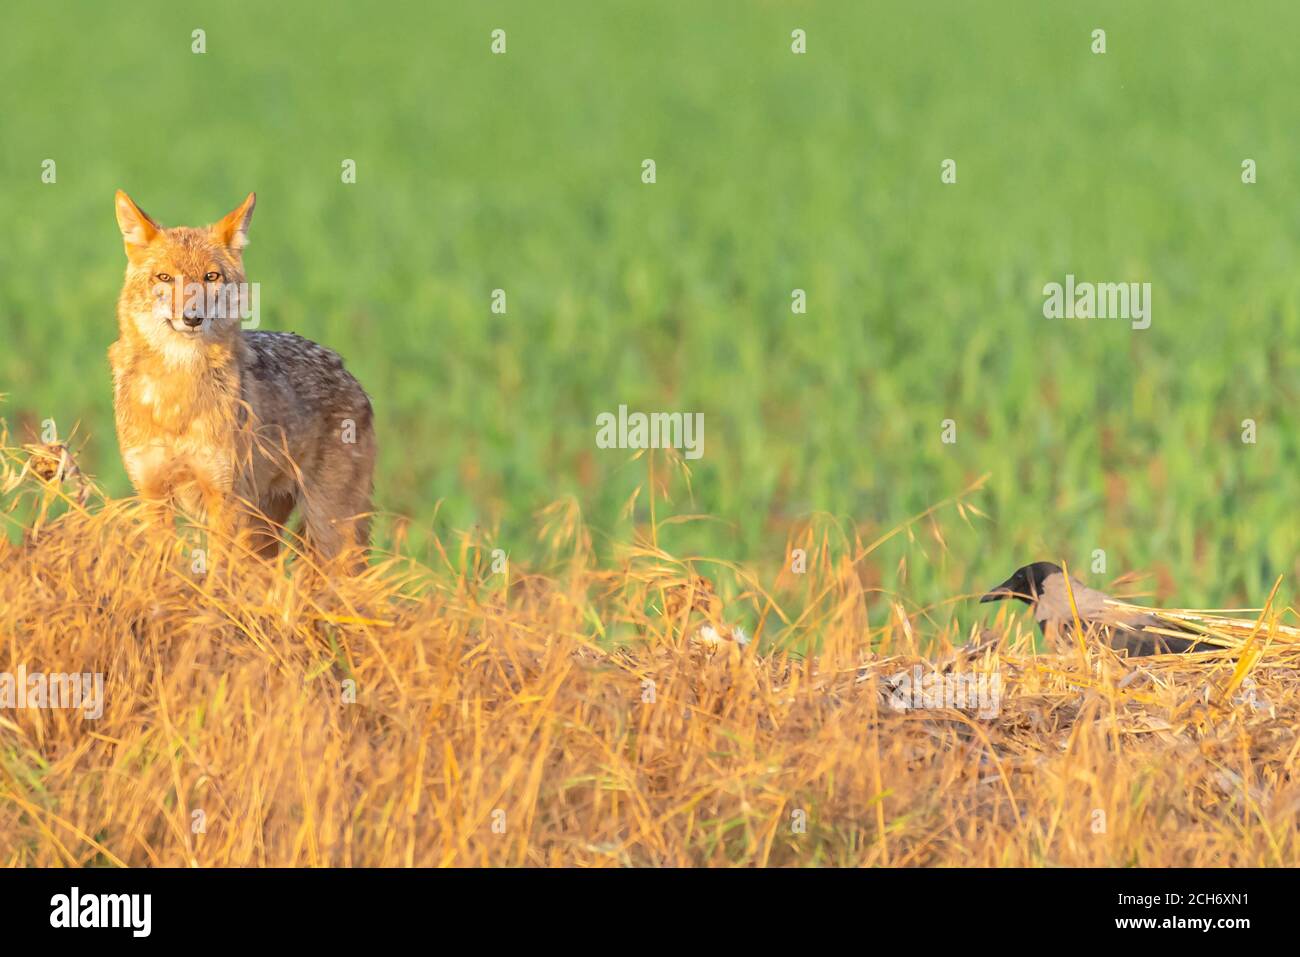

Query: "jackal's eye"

xmin=204 ymin=271 xmax=221 ymax=282
xmin=155 ymin=273 xmax=172 ymax=283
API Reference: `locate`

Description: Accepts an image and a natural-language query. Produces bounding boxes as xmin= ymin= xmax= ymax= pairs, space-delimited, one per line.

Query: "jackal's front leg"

xmin=188 ymin=476 xmax=241 ymax=570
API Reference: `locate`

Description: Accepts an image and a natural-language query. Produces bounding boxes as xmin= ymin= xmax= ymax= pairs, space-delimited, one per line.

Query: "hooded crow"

xmin=980 ymin=561 xmax=1207 ymax=656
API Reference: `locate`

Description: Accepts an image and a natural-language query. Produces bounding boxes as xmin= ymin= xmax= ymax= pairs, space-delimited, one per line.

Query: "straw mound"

xmin=3 ymin=442 xmax=1298 ymax=866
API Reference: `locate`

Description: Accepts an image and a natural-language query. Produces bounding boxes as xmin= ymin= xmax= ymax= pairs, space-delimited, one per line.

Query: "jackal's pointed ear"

xmin=212 ymin=192 xmax=256 ymax=251
xmin=114 ymin=190 xmax=161 ymax=259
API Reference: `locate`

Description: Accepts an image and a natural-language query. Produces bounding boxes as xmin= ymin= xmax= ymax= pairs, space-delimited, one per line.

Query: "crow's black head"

xmin=979 ymin=561 xmax=1062 ymax=605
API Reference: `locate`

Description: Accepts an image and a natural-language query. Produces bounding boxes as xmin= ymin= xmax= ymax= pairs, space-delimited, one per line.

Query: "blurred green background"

xmin=2 ymin=0 xmax=1299 ymax=616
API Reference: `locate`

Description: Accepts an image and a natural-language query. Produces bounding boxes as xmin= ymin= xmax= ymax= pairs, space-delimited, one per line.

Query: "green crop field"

xmin=3 ymin=0 xmax=1299 ymax=621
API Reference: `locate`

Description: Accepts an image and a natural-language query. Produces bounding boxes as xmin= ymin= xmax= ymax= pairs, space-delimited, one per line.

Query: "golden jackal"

xmin=109 ymin=190 xmax=375 ymax=564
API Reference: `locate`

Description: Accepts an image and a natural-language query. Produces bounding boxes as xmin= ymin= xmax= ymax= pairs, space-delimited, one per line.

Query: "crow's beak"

xmin=980 ymin=573 xmax=1021 ymax=603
